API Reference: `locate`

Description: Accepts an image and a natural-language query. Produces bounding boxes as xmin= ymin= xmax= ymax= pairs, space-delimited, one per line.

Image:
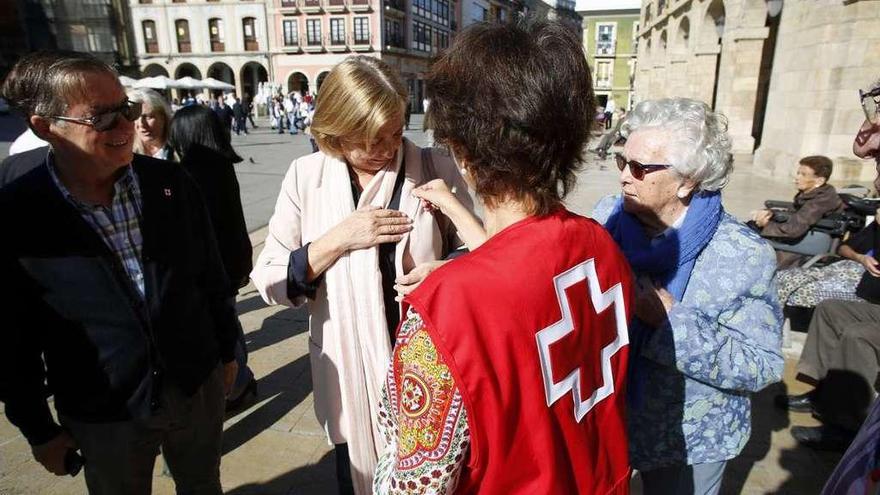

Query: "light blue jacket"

xmin=593 ymin=195 xmax=784 ymax=470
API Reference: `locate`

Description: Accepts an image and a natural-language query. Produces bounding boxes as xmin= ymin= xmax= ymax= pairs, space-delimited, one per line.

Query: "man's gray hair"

xmin=2 ymin=50 xmax=118 ymax=125
xmin=620 ymin=97 xmax=733 ymax=191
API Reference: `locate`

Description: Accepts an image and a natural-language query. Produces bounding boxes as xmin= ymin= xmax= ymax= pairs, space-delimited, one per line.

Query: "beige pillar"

xmin=713 ymin=26 xmax=770 ymax=154
xmin=691 ymin=43 xmax=721 ymax=108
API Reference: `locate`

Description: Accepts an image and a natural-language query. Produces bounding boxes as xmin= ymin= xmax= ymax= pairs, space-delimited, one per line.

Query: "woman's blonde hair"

xmin=311 ymin=56 xmax=407 ymax=157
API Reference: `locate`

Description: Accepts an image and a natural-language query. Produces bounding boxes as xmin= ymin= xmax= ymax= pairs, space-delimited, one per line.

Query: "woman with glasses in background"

xmin=592 ymin=97 xmax=784 ymax=495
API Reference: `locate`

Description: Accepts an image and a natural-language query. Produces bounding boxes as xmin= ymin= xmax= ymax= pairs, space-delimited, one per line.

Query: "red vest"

xmin=406 ymin=210 xmax=633 ymax=495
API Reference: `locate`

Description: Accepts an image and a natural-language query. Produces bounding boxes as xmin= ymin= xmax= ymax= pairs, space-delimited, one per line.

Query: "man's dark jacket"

xmin=232 ymin=102 xmax=246 ymax=120
xmin=0 ymin=149 xmax=238 ymax=446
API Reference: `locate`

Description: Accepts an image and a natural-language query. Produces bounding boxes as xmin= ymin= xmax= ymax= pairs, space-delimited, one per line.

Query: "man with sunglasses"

xmin=0 ymin=51 xmax=238 ymax=494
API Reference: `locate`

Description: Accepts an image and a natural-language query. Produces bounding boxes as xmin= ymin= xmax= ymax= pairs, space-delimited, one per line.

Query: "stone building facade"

xmin=130 ymin=0 xmax=271 ymax=100
xmin=633 ymin=0 xmax=880 ymax=183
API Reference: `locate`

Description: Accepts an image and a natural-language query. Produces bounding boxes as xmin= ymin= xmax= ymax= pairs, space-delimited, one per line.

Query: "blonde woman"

xmin=126 ymin=88 xmax=174 ymax=160
xmin=250 ymin=56 xmax=474 ymax=495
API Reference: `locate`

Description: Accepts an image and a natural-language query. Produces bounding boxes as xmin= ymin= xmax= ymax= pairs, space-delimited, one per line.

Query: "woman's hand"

xmin=304 ymin=207 xmax=412 ymax=283
xmin=751 ymin=209 xmax=773 ymax=228
xmin=413 ymin=179 xmax=487 ymax=250
xmin=633 ymin=275 xmax=674 ymax=328
xmin=333 ymin=206 xmax=413 ymax=251
xmin=858 ymin=253 xmax=880 ymax=277
xmin=394 ymin=260 xmax=446 ymax=301
xmin=413 ymin=179 xmax=460 ymax=214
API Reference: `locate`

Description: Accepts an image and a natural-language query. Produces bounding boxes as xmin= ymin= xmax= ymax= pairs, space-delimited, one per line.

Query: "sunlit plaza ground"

xmin=0 ymin=113 xmax=873 ymax=494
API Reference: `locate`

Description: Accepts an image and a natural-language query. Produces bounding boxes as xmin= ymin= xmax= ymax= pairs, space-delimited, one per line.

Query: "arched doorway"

xmin=676 ymin=17 xmax=690 ymax=52
xmin=316 ymin=71 xmax=330 ymax=94
xmin=207 ymin=62 xmax=236 ymax=98
xmin=142 ymin=64 xmax=169 ymax=77
xmin=287 ymin=72 xmax=309 ymax=96
xmin=240 ymin=62 xmax=267 ymax=99
xmin=174 ymin=63 xmax=202 ymax=100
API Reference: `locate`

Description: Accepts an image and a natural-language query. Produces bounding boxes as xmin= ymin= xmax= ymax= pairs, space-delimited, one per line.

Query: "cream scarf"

xmin=320 ymin=147 xmax=439 ymax=494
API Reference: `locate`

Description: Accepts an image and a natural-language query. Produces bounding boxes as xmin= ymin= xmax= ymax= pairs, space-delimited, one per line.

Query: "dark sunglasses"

xmin=614 ymin=153 xmax=671 ymax=180
xmin=860 ymin=88 xmax=880 ymax=125
xmin=51 ymin=100 xmax=143 ymax=132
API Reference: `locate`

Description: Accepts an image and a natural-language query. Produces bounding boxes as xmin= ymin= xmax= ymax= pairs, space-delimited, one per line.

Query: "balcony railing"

xmin=178 ymin=41 xmax=191 ymax=53
xmin=350 ymin=0 xmax=370 ymax=12
xmin=280 ymin=0 xmax=297 ymax=7
xmin=596 ymin=41 xmax=615 ymax=56
xmin=244 ymin=39 xmax=259 ymax=51
xmin=351 ymin=33 xmax=372 ymax=51
xmin=145 ymin=41 xmax=158 ymax=53
xmin=210 ymin=40 xmax=225 ymax=52
xmin=327 ymin=0 xmax=346 ymax=11
xmin=302 ymin=0 xmax=322 ymax=12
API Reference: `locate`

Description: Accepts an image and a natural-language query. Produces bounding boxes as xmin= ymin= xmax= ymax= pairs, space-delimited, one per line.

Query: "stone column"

xmin=713 ymin=26 xmax=770 ymax=154
xmin=691 ymin=43 xmax=721 ymax=108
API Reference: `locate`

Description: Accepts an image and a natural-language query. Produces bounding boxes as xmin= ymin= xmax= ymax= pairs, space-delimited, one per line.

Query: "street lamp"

xmin=714 ymin=13 xmax=725 ymax=38
xmin=766 ymin=0 xmax=783 ymax=18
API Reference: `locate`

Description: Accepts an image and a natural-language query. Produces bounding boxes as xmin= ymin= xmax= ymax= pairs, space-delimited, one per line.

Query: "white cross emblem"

xmin=535 ymin=258 xmax=628 ymax=422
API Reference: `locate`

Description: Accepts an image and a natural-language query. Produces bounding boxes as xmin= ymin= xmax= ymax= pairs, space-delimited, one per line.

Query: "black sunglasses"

xmin=614 ymin=153 xmax=672 ymax=180
xmin=860 ymin=88 xmax=880 ymax=125
xmin=51 ymin=100 xmax=143 ymax=132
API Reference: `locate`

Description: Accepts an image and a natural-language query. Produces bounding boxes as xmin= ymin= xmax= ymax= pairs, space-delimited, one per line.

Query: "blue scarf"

xmin=603 ymin=190 xmax=724 ymax=407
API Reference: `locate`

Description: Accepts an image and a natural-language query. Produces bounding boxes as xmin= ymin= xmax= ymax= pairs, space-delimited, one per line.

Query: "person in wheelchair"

xmin=773 ymin=79 xmax=880 ymax=461
xmin=750 ymin=155 xmax=843 ymax=267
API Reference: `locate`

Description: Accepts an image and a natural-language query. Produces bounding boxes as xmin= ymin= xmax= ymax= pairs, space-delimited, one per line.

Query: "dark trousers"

xmin=235 ymin=117 xmax=247 ymax=135
xmin=334 ymin=443 xmax=355 ymax=495
xmin=60 ymin=365 xmax=226 ymax=495
xmin=798 ymin=299 xmax=880 ymax=430
xmin=604 ymin=111 xmax=613 ymax=129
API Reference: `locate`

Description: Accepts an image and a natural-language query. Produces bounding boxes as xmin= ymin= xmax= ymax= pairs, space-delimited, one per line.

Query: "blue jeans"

xmin=640 ymin=461 xmax=727 ymax=495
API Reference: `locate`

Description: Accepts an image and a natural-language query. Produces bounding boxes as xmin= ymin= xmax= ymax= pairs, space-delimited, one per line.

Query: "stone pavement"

xmin=0 ymin=118 xmax=871 ymax=494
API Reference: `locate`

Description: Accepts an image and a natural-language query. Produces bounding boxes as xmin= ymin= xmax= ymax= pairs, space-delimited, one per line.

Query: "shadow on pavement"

xmin=222 ymin=353 xmax=312 ymax=456
xmin=722 ymin=382 xmax=790 ymax=494
xmin=225 ymin=450 xmax=336 ymax=495
xmin=237 ymin=293 xmax=269 ymax=316
xmin=721 ymin=381 xmax=842 ymax=494
xmin=245 ymin=306 xmax=309 ymax=355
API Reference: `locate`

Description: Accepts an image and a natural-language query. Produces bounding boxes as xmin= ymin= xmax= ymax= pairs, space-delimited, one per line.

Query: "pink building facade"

xmin=267 ymin=0 xmax=455 ymax=112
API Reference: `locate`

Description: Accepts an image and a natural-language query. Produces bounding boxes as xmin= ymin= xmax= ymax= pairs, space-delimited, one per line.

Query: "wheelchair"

xmin=765 ymin=188 xmax=877 ymax=269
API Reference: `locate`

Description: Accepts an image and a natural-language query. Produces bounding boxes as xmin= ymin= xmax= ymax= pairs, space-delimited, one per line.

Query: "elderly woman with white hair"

xmin=126 ymin=87 xmax=174 ymax=160
xmin=592 ymin=97 xmax=784 ymax=495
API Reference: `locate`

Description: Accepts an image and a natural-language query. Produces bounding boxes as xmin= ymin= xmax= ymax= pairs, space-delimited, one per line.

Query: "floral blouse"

xmin=374 ymin=308 xmax=470 ymax=494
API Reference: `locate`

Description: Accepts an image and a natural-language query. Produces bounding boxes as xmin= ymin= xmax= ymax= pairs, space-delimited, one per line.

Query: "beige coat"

xmin=250 ymin=138 xmax=472 ymax=493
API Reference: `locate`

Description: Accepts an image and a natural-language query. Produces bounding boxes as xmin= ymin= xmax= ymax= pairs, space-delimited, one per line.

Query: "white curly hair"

xmin=620 ymin=97 xmax=733 ymax=191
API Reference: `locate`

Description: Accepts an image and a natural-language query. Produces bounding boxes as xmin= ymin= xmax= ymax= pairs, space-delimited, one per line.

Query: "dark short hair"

xmin=426 ymin=20 xmax=594 ymax=215
xmin=169 ymin=105 xmax=242 ymax=163
xmin=1 ymin=50 xmax=118 ymax=123
xmin=799 ymin=155 xmax=833 ymax=180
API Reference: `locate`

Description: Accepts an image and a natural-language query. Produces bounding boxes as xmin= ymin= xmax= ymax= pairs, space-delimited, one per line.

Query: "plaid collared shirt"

xmin=48 ymin=156 xmax=146 ymax=299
